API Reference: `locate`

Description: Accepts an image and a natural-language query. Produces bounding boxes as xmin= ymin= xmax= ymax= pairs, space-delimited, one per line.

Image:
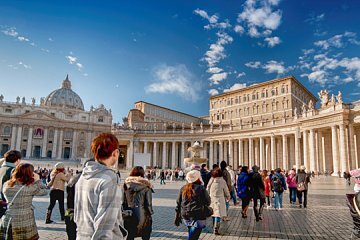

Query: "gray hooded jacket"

xmin=74 ymin=161 xmax=126 ymax=240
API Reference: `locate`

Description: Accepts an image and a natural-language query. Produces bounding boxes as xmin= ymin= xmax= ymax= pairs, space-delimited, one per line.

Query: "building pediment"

xmin=19 ymin=111 xmax=57 ymax=121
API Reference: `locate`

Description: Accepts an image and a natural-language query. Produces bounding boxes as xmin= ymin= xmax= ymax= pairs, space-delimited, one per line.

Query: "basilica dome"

xmin=44 ymin=75 xmax=84 ymax=110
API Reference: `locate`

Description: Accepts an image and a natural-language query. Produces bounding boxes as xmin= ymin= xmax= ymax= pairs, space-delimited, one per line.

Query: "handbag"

xmin=297 ymin=182 xmax=306 ymax=192
xmin=3 ymin=185 xmax=25 ymax=238
xmin=202 ymin=205 xmax=214 ymax=218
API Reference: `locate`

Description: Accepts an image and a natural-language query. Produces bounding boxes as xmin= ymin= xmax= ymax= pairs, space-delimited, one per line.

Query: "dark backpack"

xmin=272 ymin=175 xmax=284 ymax=193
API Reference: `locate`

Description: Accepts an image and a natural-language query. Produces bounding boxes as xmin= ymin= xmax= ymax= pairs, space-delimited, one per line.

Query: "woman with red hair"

xmin=0 ymin=163 xmax=48 ymax=239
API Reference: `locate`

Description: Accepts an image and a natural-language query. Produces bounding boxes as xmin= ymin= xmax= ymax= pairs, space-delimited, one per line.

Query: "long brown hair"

xmin=7 ymin=163 xmax=35 ymax=187
xmin=182 ymin=179 xmax=202 ymax=199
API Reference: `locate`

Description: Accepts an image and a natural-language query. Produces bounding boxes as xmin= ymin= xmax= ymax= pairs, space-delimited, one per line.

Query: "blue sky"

xmin=1 ymin=0 xmax=360 ymax=122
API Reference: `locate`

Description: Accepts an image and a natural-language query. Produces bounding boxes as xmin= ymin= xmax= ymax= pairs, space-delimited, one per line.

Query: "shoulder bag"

xmin=201 ymin=187 xmax=213 ymax=218
xmin=297 ymin=182 xmax=306 ymax=192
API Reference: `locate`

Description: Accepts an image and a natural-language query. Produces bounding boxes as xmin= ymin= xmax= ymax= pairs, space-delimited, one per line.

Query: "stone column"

xmin=181 ymin=141 xmax=185 ymax=169
xmin=214 ymin=141 xmax=218 ymax=165
xmin=219 ymin=140 xmax=223 ymax=162
xmin=244 ymin=140 xmax=249 ymax=165
xmin=144 ymin=141 xmax=148 ymax=154
xmin=303 ymin=130 xmax=309 ymax=170
xmin=339 ymin=124 xmax=348 ymax=175
xmin=10 ymin=125 xmax=17 ymax=149
xmin=15 ymin=126 xmax=22 ymax=150
xmin=294 ymin=131 xmax=300 ymax=170
xmin=315 ymin=131 xmax=320 ymax=171
xmin=71 ymin=131 xmax=77 ymax=159
xmin=349 ymin=124 xmax=356 ymax=170
xmin=52 ymin=129 xmax=58 ymax=159
xmin=57 ymin=129 xmax=64 ymax=159
xmin=127 ymin=140 xmax=134 ymax=169
xmin=153 ymin=142 xmax=158 ymax=167
xmin=228 ymin=139 xmax=233 ymax=166
xmin=282 ymin=134 xmax=288 ymax=170
xmin=84 ymin=132 xmax=92 ymax=158
xmin=171 ymin=141 xmax=176 ymax=169
xmin=259 ymin=137 xmax=264 ymax=170
xmin=42 ymin=128 xmax=48 ymax=158
xmin=309 ymin=129 xmax=316 ymax=171
xmin=254 ymin=139 xmax=259 ymax=166
xmin=265 ymin=139 xmax=270 ymax=170
xmin=331 ymin=125 xmax=340 ymax=176
xmin=271 ymin=135 xmax=275 ymax=170
xmin=26 ymin=127 xmax=33 ymax=158
xmin=209 ymin=140 xmax=214 ymax=168
xmin=238 ymin=139 xmax=243 ymax=166
xmin=249 ymin=138 xmax=254 ymax=167
xmin=321 ymin=133 xmax=326 ymax=172
xmin=162 ymin=142 xmax=167 ymax=169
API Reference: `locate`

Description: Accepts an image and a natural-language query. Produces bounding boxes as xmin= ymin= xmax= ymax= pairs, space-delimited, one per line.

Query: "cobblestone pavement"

xmin=35 ymin=176 xmax=353 ymax=239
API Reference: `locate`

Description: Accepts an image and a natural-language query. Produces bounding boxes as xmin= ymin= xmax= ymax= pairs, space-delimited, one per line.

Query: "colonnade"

xmin=128 ymin=123 xmax=359 ymax=176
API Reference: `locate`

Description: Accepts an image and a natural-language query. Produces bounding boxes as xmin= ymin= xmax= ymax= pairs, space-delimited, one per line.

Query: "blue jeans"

xmin=188 ymin=226 xmax=202 ymax=240
xmin=289 ymin=187 xmax=297 ymax=203
xmin=274 ymin=191 xmax=283 ymax=209
xmin=230 ymin=186 xmax=238 ymax=204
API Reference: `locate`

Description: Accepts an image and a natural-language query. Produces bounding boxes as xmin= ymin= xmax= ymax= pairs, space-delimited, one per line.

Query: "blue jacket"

xmin=237 ymin=172 xmax=250 ymax=198
xmin=273 ymin=173 xmax=287 ymax=191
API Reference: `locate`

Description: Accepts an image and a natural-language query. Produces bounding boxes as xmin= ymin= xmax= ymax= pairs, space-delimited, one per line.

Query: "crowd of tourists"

xmin=0 ymin=132 xmax=347 ymax=240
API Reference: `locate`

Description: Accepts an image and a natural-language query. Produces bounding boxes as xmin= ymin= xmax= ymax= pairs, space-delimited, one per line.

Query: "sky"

xmin=1 ymin=0 xmax=360 ymax=123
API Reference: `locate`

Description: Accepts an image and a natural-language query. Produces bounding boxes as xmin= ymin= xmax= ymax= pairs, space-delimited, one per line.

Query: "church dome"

xmin=44 ymin=75 xmax=84 ymax=110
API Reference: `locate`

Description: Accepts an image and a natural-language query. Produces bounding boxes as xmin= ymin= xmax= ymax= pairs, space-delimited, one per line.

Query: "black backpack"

xmin=272 ymin=175 xmax=284 ymax=193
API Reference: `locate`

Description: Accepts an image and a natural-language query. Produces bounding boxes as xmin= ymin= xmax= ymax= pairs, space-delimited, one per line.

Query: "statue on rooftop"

xmin=336 ymin=91 xmax=343 ymax=104
xmin=0 ymin=94 xmax=3 ymax=102
xmin=318 ymin=90 xmax=329 ymax=108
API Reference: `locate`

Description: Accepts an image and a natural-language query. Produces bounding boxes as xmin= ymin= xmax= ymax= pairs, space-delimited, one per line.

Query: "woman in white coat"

xmin=206 ymin=168 xmax=230 ymax=235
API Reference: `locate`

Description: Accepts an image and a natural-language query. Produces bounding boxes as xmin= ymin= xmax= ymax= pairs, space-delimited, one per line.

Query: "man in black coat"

xmin=248 ymin=165 xmax=266 ymax=222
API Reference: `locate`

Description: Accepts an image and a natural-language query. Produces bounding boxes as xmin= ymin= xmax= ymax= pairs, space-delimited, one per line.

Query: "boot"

xmin=213 ymin=221 xmax=220 ymax=235
xmin=242 ymin=206 xmax=249 ymax=218
xmin=45 ymin=210 xmax=54 ymax=224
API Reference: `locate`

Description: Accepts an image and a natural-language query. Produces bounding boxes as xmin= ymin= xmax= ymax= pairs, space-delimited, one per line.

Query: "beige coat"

xmin=207 ymin=177 xmax=230 ymax=218
xmin=49 ymin=172 xmax=71 ymax=191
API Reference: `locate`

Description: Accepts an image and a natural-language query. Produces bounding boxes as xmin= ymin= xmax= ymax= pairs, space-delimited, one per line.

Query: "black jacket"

xmin=123 ymin=177 xmax=154 ymax=238
xmin=248 ymin=172 xmax=265 ymax=199
xmin=176 ymin=183 xmax=211 ymax=220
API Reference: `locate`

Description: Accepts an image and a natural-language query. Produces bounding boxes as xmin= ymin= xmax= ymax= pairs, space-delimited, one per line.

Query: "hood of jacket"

xmin=81 ymin=160 xmax=116 ymax=180
xmin=125 ymin=176 xmax=153 ymax=192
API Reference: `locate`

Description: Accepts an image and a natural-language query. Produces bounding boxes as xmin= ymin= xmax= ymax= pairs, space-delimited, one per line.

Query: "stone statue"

xmin=0 ymin=94 xmax=3 ymax=102
xmin=308 ymin=100 xmax=314 ymax=110
xmin=336 ymin=91 xmax=343 ymax=104
xmin=16 ymin=96 xmax=20 ymax=104
xmin=22 ymin=97 xmax=26 ymax=104
xmin=219 ymin=121 xmax=222 ymax=130
xmin=172 ymin=122 xmax=176 ymax=129
xmin=40 ymin=97 xmax=45 ymax=105
xmin=210 ymin=121 xmax=213 ymax=130
xmin=318 ymin=90 xmax=329 ymax=108
xmin=90 ymin=105 xmax=94 ymax=111
xmin=330 ymin=94 xmax=336 ymax=106
xmin=154 ymin=123 xmax=157 ymax=131
xmin=163 ymin=122 xmax=167 ymax=130
xmin=191 ymin=122 xmax=194 ymax=130
xmin=200 ymin=122 xmax=203 ymax=130
xmin=144 ymin=123 xmax=148 ymax=129
xmin=302 ymin=103 xmax=307 ymax=114
xmin=294 ymin=107 xmax=298 ymax=117
xmin=31 ymin=97 xmax=35 ymax=105
xmin=182 ymin=122 xmax=185 ymax=130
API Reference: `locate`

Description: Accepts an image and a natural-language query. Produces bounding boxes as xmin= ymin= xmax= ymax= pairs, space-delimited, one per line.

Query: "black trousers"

xmin=297 ymin=190 xmax=308 ymax=207
xmin=253 ymin=198 xmax=265 ymax=218
xmin=48 ymin=189 xmax=65 ymax=218
xmin=65 ymin=215 xmax=77 ymax=240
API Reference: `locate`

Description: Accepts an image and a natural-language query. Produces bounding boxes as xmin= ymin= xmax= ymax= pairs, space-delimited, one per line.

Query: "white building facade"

xmin=0 ymin=75 xmax=112 ymax=160
xmin=114 ymin=76 xmax=360 ymax=176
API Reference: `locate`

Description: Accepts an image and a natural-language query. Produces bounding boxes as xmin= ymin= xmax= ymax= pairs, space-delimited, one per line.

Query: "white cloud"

xmin=234 ymin=25 xmax=245 ymax=35
xmin=207 ymin=67 xmax=223 ymax=74
xmin=209 ymin=72 xmax=228 ymax=84
xmin=305 ymin=13 xmax=325 ymax=24
xmin=237 ymin=72 xmax=246 ymax=78
xmin=146 ymin=64 xmax=200 ymax=102
xmin=263 ymin=60 xmax=285 ymax=74
xmin=66 ymin=55 xmax=77 ymax=64
xmin=17 ymin=36 xmax=29 ymax=42
xmin=237 ymin=0 xmax=282 ymax=38
xmin=208 ymin=89 xmax=219 ymax=96
xmin=65 ymin=54 xmax=84 ymax=72
xmin=48 ymin=37 xmax=54 ymax=42
xmin=223 ymin=83 xmax=247 ymax=93
xmin=194 ymin=9 xmax=218 ymax=24
xmin=314 ymin=32 xmax=360 ymax=50
xmin=194 ymin=9 xmax=231 ymax=30
xmin=245 ymin=61 xmax=261 ymax=68
xmin=264 ymin=36 xmax=281 ymax=47
xmin=2 ymin=27 xmax=18 ymax=37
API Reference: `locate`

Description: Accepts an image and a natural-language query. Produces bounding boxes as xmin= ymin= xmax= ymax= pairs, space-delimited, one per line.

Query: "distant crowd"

xmin=0 ymin=132 xmax=355 ymax=240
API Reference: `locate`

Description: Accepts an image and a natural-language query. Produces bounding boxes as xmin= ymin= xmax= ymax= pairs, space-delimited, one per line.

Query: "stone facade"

xmin=114 ymin=76 xmax=360 ymax=177
xmin=0 ymin=76 xmax=112 ymax=160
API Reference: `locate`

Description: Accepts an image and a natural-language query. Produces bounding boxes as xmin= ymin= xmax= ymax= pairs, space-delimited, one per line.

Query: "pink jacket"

xmin=286 ymin=170 xmax=297 ymax=188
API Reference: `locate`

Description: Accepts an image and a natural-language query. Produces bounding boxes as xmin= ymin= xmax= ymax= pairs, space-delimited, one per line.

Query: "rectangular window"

xmin=5 ymin=109 xmax=12 ymax=113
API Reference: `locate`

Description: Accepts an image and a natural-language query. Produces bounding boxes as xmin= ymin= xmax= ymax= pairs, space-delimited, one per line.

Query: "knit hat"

xmin=186 ymin=170 xmax=201 ymax=184
xmin=55 ymin=162 xmax=65 ymax=169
